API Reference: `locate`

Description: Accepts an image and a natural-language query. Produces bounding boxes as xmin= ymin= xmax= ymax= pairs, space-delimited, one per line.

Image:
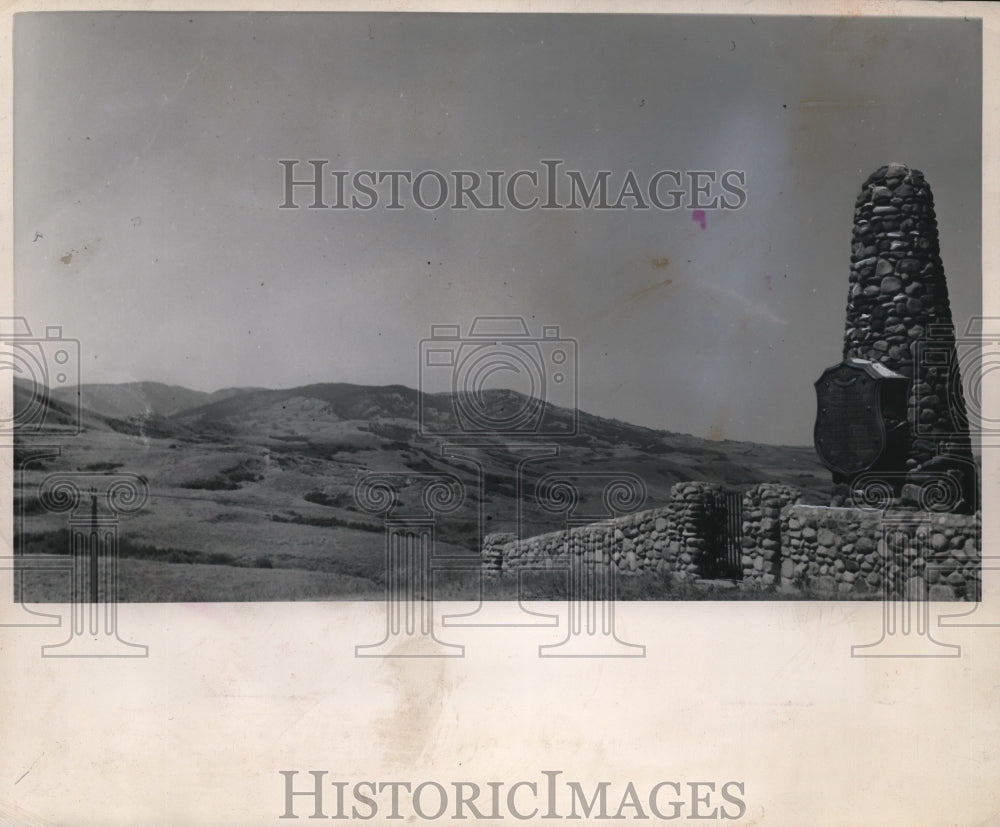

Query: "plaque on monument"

xmin=814 ymin=359 xmax=910 ymax=477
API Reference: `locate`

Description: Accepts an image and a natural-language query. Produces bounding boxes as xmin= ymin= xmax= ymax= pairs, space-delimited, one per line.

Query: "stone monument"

xmin=815 ymin=163 xmax=977 ymax=512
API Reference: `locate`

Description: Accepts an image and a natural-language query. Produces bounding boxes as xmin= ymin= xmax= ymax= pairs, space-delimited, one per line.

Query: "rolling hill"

xmin=47 ymin=381 xmax=263 ymax=420
xmin=12 ymin=378 xmax=832 ymax=600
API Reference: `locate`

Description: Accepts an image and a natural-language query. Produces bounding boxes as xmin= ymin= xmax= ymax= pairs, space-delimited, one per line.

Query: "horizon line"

xmin=10 ymin=374 xmax=823 ymax=450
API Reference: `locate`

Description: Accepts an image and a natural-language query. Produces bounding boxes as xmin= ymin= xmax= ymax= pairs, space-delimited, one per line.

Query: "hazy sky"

xmin=13 ymin=12 xmax=982 ymax=445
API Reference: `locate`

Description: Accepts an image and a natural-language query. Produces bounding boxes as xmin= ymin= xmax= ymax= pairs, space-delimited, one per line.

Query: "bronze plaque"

xmin=814 ymin=361 xmax=887 ymax=476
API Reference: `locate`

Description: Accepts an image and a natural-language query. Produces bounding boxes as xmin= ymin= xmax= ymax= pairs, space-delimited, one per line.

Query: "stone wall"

xmin=481 ymin=532 xmax=514 ymax=575
xmin=780 ymin=504 xmax=980 ymax=600
xmin=671 ymin=481 xmax=724 ymax=579
xmin=483 ymin=482 xmax=747 ymax=580
xmin=741 ymin=484 xmax=803 ymax=587
xmin=483 ymin=505 xmax=679 ymax=577
xmin=482 ymin=480 xmax=980 ymax=600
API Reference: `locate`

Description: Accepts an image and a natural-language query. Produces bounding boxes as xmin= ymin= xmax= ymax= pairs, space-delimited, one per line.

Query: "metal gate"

xmin=705 ymin=490 xmax=744 ymax=580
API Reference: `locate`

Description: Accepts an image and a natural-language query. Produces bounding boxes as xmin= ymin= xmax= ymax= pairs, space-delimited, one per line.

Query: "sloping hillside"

xmin=12 ymin=379 xmax=832 ymax=600
xmin=48 ymin=381 xmax=261 ymax=419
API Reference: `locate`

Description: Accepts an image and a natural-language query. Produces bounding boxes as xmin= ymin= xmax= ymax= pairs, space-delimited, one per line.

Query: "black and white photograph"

xmin=2 ymin=4 xmax=998 ymax=826
xmin=8 ymin=11 xmax=984 ymax=604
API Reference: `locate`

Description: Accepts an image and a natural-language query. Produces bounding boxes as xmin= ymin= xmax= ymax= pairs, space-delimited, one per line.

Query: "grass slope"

xmin=13 ymin=380 xmax=832 ymax=601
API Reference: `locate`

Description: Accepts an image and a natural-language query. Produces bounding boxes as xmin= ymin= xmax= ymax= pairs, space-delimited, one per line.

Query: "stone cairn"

xmin=842 ymin=162 xmax=976 ymax=510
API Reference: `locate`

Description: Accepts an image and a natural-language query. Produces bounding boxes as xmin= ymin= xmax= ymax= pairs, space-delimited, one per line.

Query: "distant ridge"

xmin=173 ymin=382 xmax=423 ymax=424
xmin=12 ymin=377 xmax=833 ymax=513
xmin=47 ymin=381 xmax=266 ymax=420
xmin=19 ymin=376 xmax=815 ymax=451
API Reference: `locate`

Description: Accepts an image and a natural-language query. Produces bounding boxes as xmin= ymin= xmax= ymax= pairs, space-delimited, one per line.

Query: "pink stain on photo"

xmin=692 ymin=209 xmax=707 ymax=230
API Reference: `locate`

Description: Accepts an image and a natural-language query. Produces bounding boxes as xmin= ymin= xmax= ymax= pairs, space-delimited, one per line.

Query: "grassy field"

xmin=14 ymin=557 xmax=378 ymax=602
xmin=12 ymin=382 xmax=835 ymax=601
xmin=12 ymin=551 xmax=872 ymax=603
